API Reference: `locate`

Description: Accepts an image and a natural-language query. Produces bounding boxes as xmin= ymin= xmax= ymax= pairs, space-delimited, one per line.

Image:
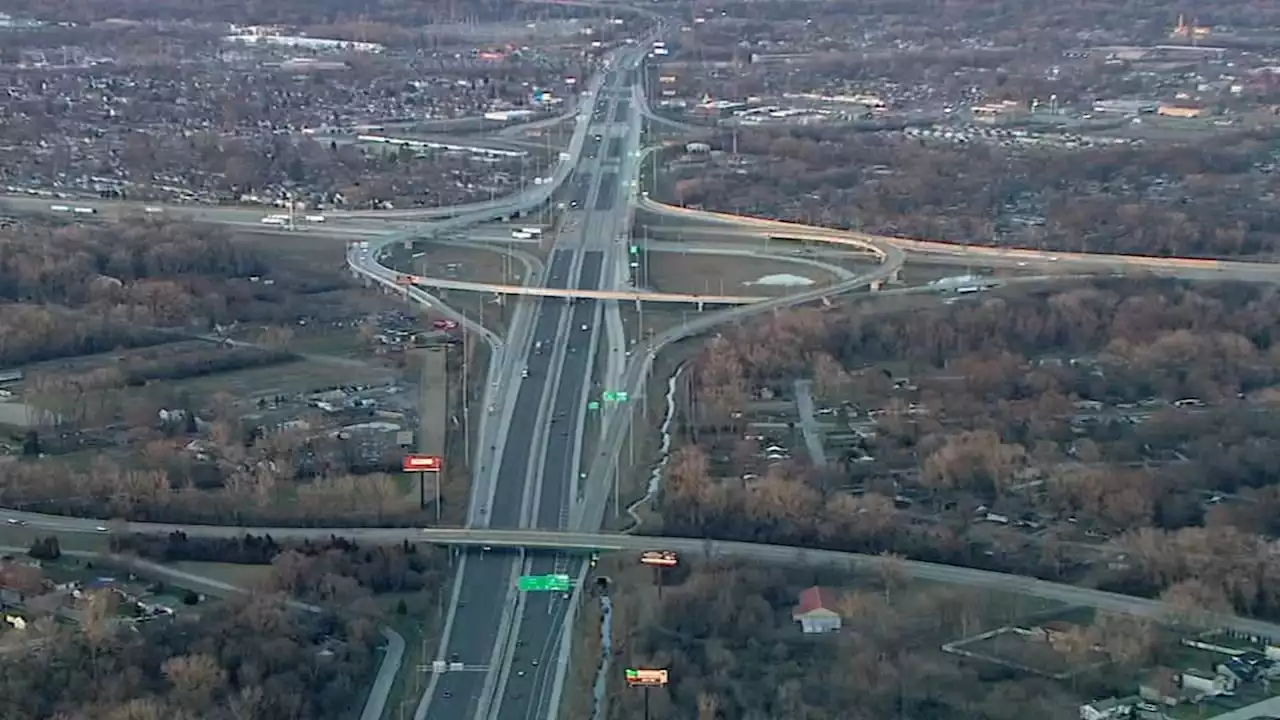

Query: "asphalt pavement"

xmin=424 ymin=248 xmax=579 ymax=718
xmin=490 ymin=67 xmax=635 ymax=720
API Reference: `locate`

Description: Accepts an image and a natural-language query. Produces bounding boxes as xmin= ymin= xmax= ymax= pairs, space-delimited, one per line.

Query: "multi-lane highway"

xmin=9 ymin=7 xmax=1280 ymax=718
xmin=490 ymin=62 xmax=645 ymax=720
xmin=406 ymin=50 xmax=657 ymax=720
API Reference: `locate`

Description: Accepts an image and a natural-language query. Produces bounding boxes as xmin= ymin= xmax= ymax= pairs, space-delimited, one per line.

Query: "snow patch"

xmin=745 ymin=273 xmax=816 ymax=287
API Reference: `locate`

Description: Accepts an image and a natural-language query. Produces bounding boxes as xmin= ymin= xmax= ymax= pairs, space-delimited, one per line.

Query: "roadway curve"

xmin=2 ymin=511 xmax=1274 ymax=638
xmin=638 ymin=195 xmax=1280 ymax=282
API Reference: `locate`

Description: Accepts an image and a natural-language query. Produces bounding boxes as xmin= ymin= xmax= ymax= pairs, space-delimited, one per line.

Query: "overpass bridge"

xmin=399 ymin=273 xmax=765 ymax=305
xmin=2 ymin=506 xmax=1275 ymax=638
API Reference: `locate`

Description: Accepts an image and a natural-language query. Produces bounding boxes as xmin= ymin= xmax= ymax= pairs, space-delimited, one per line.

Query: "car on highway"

xmin=6 ymin=518 xmax=26 ymax=526
xmin=522 ymin=366 xmax=529 ymax=378
xmin=580 ymin=323 xmax=589 ymax=331
xmin=95 ymin=525 xmax=107 ymax=532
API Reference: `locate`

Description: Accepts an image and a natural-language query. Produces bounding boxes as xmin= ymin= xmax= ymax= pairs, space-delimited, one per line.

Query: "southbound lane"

xmin=427 ymin=250 xmax=577 ymax=719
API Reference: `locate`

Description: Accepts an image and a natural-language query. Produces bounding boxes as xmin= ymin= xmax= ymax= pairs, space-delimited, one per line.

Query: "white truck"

xmin=519 ymin=227 xmax=543 ymax=237
xmin=49 ymin=204 xmax=72 ymax=212
xmin=304 ymin=214 xmax=326 ymax=223
xmin=511 ymin=230 xmax=533 ymax=240
xmin=259 ymin=214 xmax=289 ymax=225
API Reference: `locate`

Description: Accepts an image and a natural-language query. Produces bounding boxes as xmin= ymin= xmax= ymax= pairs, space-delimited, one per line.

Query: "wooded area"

xmin=671 ymin=129 xmax=1280 ymax=258
xmin=658 ymin=280 xmax=1280 ymax=620
xmin=614 ymin=562 xmax=1166 ymax=720
xmin=0 ymin=532 xmax=422 ymax=720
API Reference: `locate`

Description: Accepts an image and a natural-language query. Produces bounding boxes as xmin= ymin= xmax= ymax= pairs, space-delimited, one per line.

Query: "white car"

xmin=580 ymin=324 xmax=589 ymax=331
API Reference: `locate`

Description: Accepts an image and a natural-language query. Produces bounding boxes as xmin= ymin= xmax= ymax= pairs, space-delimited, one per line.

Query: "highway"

xmin=11 ymin=8 xmax=1280 ymax=716
xmin=490 ymin=61 xmax=647 ymax=720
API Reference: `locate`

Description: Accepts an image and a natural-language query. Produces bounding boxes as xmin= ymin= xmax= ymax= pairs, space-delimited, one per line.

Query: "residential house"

xmin=793 ymin=586 xmax=842 ymax=634
xmin=1080 ymin=697 xmax=1134 ymax=720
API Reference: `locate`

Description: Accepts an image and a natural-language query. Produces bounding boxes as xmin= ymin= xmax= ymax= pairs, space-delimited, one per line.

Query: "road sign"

xmin=587 ymin=400 xmax=601 ymax=411
xmin=602 ymin=390 xmax=629 ymax=402
xmin=403 ymin=454 xmax=443 ymax=473
xmin=518 ymin=574 xmax=573 ymax=592
xmin=640 ymin=550 xmax=678 ymax=567
xmin=629 ymin=245 xmax=639 ymax=254
xmin=625 ymin=668 xmax=669 ymax=687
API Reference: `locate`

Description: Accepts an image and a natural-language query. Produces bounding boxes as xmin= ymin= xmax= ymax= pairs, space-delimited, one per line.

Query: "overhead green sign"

xmin=518 ymin=574 xmax=573 ymax=592
xmin=587 ymin=400 xmax=601 ymax=411
xmin=603 ymin=390 xmax=629 ymax=403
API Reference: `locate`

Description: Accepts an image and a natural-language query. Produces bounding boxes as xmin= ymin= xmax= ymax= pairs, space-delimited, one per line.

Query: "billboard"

xmin=640 ymin=551 xmax=678 ymax=567
xmin=625 ymin=668 xmax=669 ymax=687
xmin=402 ymin=454 xmax=443 ymax=472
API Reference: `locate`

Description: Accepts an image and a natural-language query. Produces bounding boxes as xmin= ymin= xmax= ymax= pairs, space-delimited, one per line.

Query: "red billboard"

xmin=403 ymin=454 xmax=443 ymax=472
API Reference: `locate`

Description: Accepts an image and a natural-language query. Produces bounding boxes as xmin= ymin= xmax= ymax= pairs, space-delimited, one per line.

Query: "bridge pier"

xmin=696 ymin=301 xmax=704 ymax=311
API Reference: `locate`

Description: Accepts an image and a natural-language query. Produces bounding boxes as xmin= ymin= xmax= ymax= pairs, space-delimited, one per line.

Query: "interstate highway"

xmin=424 ymin=62 xmax=638 ymax=720
xmin=492 ymin=70 xmax=641 ymax=720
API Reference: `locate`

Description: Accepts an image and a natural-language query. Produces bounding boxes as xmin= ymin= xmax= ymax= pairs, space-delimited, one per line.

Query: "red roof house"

xmin=792 ymin=586 xmax=842 ymax=634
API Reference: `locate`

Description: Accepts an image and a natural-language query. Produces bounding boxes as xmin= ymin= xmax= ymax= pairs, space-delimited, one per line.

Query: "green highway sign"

xmin=602 ymin=390 xmax=629 ymax=403
xmin=629 ymin=245 xmax=639 ymax=254
xmin=587 ymin=400 xmax=601 ymax=411
xmin=517 ymin=574 xmax=573 ymax=592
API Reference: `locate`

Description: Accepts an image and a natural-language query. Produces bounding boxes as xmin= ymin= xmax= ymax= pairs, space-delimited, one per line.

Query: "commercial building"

xmin=1092 ymin=99 xmax=1158 ymax=115
xmin=1157 ymin=104 xmax=1207 ymax=118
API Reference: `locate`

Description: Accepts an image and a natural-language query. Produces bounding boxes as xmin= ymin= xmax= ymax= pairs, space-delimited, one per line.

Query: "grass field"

xmin=642 ymin=250 xmax=838 ymax=297
xmin=152 ymin=359 xmax=397 ymax=399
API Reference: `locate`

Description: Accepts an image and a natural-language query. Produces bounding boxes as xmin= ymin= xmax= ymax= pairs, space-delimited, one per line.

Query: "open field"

xmin=641 ymin=250 xmax=838 ymax=297
xmin=230 ymin=228 xmax=350 ymax=268
xmin=414 ymin=244 xmax=526 ymax=286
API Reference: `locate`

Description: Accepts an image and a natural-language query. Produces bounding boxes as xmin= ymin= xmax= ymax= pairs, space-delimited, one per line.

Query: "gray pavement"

xmin=793 ymin=379 xmax=828 ymax=467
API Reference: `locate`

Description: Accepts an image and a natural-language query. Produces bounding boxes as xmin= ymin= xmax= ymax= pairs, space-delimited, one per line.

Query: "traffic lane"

xmin=538 ymin=296 xmax=598 ymax=528
xmin=496 ymin=556 xmax=580 ymax=720
xmin=431 ymin=250 xmax=578 ymax=718
xmin=593 ymin=172 xmax=617 ymax=212
xmin=534 ymin=252 xmax=604 ymax=531
xmin=488 ymin=251 xmax=575 ymax=528
xmin=429 ymin=551 xmax=516 ymax=718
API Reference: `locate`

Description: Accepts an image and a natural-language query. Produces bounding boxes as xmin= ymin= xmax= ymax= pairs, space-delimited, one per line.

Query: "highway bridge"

xmin=2 ymin=507 xmax=1277 ymax=639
